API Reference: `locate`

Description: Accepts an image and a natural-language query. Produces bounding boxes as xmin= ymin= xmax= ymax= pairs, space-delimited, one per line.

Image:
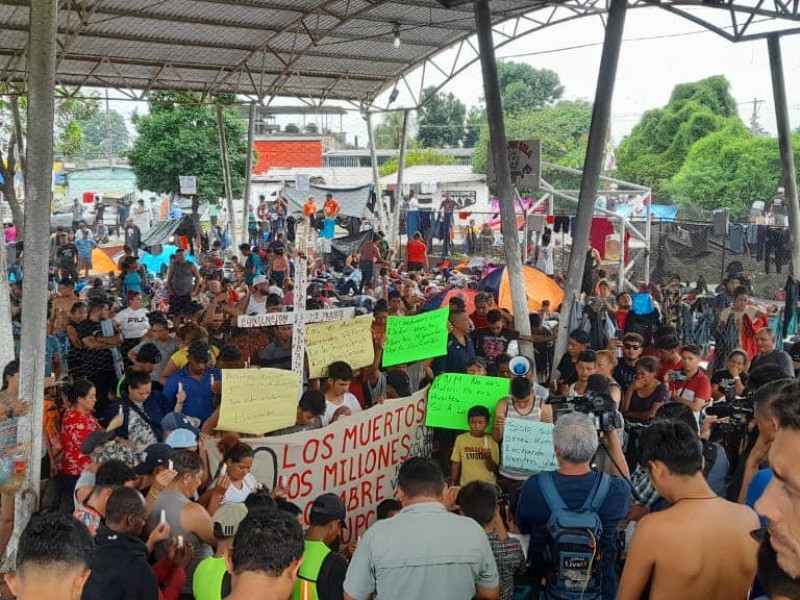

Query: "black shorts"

xmin=170 ymin=294 xmax=199 ymax=316
xmin=408 ymin=261 xmax=424 ymax=271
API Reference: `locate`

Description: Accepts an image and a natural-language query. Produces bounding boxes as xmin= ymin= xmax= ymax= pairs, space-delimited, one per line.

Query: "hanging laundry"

xmin=590 ymin=217 xmax=614 ymax=259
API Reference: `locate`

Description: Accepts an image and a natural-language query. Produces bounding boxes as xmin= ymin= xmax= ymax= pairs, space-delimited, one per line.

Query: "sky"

xmin=103 ymin=6 xmax=800 ymax=147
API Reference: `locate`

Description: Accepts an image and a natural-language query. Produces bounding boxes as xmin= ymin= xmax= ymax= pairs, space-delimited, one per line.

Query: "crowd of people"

xmin=2 ymin=194 xmax=800 ymax=600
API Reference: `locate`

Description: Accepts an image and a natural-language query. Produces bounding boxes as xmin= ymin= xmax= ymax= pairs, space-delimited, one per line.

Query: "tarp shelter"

xmin=282 ymin=185 xmax=372 ymax=219
xmin=330 ymin=230 xmax=374 ymax=269
xmin=88 ymin=248 xmax=120 ymax=275
xmin=480 ymin=266 xmax=563 ymax=313
xmin=139 ymin=216 xmax=197 ymax=251
xmin=139 ymin=244 xmax=198 ymax=274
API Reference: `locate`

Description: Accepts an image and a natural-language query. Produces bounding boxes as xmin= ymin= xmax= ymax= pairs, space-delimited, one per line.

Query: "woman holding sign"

xmin=492 ymin=377 xmax=552 ymax=491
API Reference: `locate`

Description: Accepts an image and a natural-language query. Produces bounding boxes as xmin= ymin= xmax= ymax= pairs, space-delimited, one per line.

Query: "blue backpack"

xmin=539 ymin=471 xmax=611 ymax=600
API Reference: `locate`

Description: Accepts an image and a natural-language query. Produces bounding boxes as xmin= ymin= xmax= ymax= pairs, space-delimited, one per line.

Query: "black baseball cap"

xmin=80 ymin=431 xmax=115 ymax=455
xmin=135 ymin=443 xmax=176 ymax=475
xmin=308 ymin=493 xmax=347 ymax=527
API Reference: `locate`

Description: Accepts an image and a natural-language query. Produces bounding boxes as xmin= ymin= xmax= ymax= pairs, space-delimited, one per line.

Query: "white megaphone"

xmin=508 ymin=355 xmax=532 ymax=378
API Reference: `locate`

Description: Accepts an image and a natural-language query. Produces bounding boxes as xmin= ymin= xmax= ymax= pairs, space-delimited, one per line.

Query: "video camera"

xmin=547 ymin=392 xmax=623 ymax=433
xmin=704 ymin=396 xmax=754 ymax=436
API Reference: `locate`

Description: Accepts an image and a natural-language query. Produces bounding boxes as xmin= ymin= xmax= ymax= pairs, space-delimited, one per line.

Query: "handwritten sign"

xmin=207 ymin=388 xmax=431 ymax=544
xmin=425 ymin=373 xmax=509 ymax=430
xmin=502 ymin=418 xmax=558 ymax=473
xmin=306 ymin=315 xmax=375 ymax=378
xmin=237 ymin=307 xmax=355 ymax=329
xmin=382 ymin=307 xmax=449 ymax=367
xmin=217 ymin=369 xmax=299 ymax=435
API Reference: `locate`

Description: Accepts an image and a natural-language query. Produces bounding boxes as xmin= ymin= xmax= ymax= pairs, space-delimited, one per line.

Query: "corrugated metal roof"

xmin=380 ymin=164 xmax=484 ymax=184
xmin=0 ymin=0 xmax=798 ymax=105
xmin=0 ymin=0 xmax=548 ymax=103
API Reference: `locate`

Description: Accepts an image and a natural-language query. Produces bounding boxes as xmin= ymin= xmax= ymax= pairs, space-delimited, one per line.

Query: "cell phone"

xmin=615 ymin=329 xmax=625 ymax=341
xmin=178 ymin=382 xmax=183 ymax=394
xmin=160 ymin=510 xmax=166 ymax=525
xmin=220 ymin=464 xmax=227 ymax=477
xmin=669 ymin=371 xmax=687 ymax=382
xmin=177 ymin=535 xmax=184 ymax=549
xmin=168 ymin=460 xmax=174 ymax=471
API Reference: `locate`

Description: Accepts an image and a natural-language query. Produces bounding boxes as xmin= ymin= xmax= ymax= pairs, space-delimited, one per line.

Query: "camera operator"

xmin=516 ymin=412 xmax=631 ymax=600
xmin=667 ymin=344 xmax=711 ymax=420
xmin=628 ymin=402 xmax=729 ymax=515
xmin=737 ymin=378 xmax=794 ymax=505
xmin=619 ymin=421 xmax=759 ymax=600
xmin=710 ymin=349 xmax=748 ymax=402
xmin=586 ymin=374 xmax=630 ymax=479
xmin=566 ymin=350 xmax=596 ymax=397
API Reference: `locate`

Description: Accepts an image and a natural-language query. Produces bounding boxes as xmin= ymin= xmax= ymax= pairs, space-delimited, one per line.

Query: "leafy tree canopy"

xmin=664 ymin=121 xmax=798 ymax=218
xmin=127 ymin=92 xmax=249 ymax=203
xmin=496 ymin=61 xmax=564 ymax=115
xmin=378 ymin=148 xmax=457 ymax=177
xmin=417 ymin=87 xmax=466 ymax=148
xmin=472 ymin=100 xmax=593 ymax=175
xmin=616 ymin=75 xmax=741 ymax=196
xmin=374 ymin=111 xmax=409 ymax=149
xmin=79 ymin=110 xmax=131 ymax=160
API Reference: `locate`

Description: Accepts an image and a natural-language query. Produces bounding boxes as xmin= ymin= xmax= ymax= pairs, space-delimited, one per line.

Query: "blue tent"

xmin=139 ymin=244 xmax=197 ymax=273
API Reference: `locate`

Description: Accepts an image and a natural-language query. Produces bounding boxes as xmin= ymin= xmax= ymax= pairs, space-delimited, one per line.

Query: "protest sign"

xmin=425 ymin=373 xmax=509 ymax=430
xmin=207 ymin=389 xmax=431 ymax=543
xmin=217 ymin=369 xmax=299 ymax=435
xmin=502 ymin=418 xmax=558 ymax=473
xmin=382 ymin=307 xmax=449 ymax=367
xmin=306 ymin=315 xmax=374 ymax=378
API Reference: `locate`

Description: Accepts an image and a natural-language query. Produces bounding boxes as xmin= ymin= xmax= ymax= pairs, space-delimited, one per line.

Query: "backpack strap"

xmin=582 ymin=472 xmax=612 ymax=512
xmin=538 ymin=471 xmax=567 ymax=513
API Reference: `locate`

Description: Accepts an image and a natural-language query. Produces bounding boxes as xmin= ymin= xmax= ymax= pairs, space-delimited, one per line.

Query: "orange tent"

xmin=498 ymin=266 xmax=564 ymax=314
xmin=89 ymin=247 xmax=121 ymax=275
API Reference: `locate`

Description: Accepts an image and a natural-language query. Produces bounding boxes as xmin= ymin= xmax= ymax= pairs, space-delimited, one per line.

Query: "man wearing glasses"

xmin=613 ymin=333 xmax=644 ymax=393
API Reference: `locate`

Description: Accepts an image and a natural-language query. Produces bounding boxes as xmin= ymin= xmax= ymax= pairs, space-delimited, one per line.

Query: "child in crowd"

xmin=458 ymin=481 xmax=525 ymax=600
xmin=376 ymin=499 xmax=402 ymax=520
xmin=451 ymin=405 xmax=499 ymax=486
xmin=322 ymin=361 xmax=363 ymax=426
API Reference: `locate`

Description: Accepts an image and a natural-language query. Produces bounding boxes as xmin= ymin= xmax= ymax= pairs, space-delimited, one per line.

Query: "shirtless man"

xmin=619 ymin=420 xmax=758 ymax=600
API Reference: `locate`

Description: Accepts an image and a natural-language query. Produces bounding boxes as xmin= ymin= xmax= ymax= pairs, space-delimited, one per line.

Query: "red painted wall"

xmin=253 ymin=140 xmax=323 ymax=174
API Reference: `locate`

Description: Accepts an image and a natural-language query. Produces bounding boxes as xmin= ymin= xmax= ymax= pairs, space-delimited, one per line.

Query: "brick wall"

xmin=253 ymin=140 xmax=323 ymax=174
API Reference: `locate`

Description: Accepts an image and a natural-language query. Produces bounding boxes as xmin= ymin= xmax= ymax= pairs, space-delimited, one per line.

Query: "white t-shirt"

xmin=113 ymin=308 xmax=150 ymax=339
xmin=322 ymin=393 xmax=362 ymax=426
xmin=216 ymin=473 xmax=259 ymax=505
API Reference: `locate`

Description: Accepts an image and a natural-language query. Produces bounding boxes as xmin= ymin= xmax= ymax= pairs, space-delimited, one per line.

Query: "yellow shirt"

xmin=170 ymin=345 xmax=220 ymax=368
xmin=451 ymin=432 xmax=499 ymax=485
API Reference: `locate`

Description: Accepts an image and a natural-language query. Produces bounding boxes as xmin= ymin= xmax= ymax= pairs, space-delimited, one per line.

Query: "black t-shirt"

xmin=317 ymin=552 xmax=347 ymax=600
xmin=472 ymin=328 xmax=520 ymax=365
xmin=57 ymin=243 xmax=78 ymax=267
xmin=556 ymin=353 xmax=578 ymax=385
xmin=74 ymin=319 xmax=115 ymax=375
xmin=710 ymin=369 xmax=747 ymax=398
xmin=613 ymin=361 xmax=637 ymax=393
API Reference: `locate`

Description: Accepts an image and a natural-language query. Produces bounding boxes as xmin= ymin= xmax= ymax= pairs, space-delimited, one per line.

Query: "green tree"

xmin=79 ymin=110 xmax=131 ymax=159
xmin=616 ymin=75 xmax=741 ymax=197
xmin=54 ymin=93 xmax=101 ymax=159
xmin=472 ymin=100 xmax=592 ymax=175
xmin=496 ymin=61 xmax=564 ymax=115
xmin=374 ymin=111 xmax=411 ymax=149
xmin=417 ymin=87 xmax=466 ymax=148
xmin=462 ymin=106 xmax=485 ymax=148
xmin=127 ymin=93 xmax=249 ymax=206
xmin=378 ymin=148 xmax=457 ymax=177
xmin=664 ymin=122 xmax=799 ymax=218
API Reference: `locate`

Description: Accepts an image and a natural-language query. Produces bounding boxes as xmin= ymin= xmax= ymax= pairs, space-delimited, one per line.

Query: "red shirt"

xmin=669 ymin=371 xmax=712 ymax=405
xmin=323 ymin=199 xmax=340 ymax=218
xmin=303 ymin=201 xmax=317 ymax=217
xmin=469 ymin=312 xmax=489 ymax=330
xmin=406 ymin=240 xmax=427 ymax=263
xmin=658 ymin=359 xmax=683 ymax=383
xmin=60 ymin=408 xmax=101 ymax=476
xmin=360 ymin=243 xmax=380 ymax=263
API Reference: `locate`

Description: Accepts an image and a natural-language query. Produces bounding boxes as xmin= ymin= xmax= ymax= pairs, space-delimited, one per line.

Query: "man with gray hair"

xmin=516 ymin=412 xmax=631 ymax=599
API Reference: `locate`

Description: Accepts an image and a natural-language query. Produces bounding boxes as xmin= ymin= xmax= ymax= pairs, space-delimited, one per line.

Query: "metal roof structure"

xmin=1 ymin=0 xmax=800 ymax=109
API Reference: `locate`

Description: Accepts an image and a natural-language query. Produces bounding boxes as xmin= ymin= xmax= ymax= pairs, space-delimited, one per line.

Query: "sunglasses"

xmin=623 ymin=344 xmax=641 ymax=350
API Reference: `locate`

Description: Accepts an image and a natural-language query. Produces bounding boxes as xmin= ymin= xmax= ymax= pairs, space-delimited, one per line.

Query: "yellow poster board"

xmin=305 ymin=315 xmax=374 ymax=378
xmin=217 ymin=369 xmax=300 ymax=435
